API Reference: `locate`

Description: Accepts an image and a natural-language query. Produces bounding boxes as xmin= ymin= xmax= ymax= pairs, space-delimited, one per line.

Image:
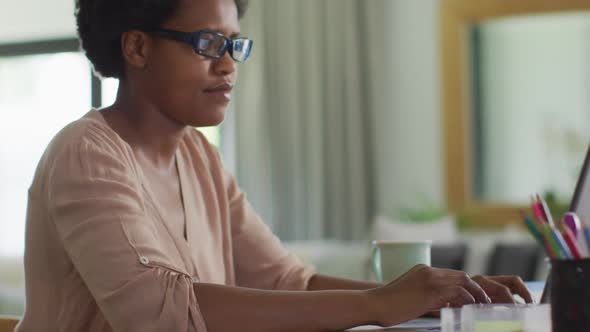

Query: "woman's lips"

xmin=204 ymin=83 xmax=233 ymax=101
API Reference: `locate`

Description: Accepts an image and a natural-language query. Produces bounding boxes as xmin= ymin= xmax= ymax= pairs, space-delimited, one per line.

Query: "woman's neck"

xmin=102 ymin=84 xmax=187 ymax=170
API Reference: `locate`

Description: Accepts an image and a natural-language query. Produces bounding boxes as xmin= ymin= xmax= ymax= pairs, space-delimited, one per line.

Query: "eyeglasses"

xmin=150 ymin=28 xmax=253 ymax=63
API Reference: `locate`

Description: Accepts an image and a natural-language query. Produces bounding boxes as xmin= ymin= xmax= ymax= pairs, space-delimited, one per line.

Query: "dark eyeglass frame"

xmin=150 ymin=28 xmax=253 ymax=63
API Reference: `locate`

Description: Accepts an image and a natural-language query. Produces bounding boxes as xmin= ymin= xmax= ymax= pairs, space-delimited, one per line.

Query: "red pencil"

xmin=562 ymin=228 xmax=583 ymax=260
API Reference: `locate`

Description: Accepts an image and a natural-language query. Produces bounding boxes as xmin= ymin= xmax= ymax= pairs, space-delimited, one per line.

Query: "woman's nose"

xmin=213 ymin=50 xmax=237 ymax=76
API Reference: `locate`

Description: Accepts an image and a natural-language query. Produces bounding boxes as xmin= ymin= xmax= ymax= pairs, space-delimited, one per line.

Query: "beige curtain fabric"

xmin=227 ymin=0 xmax=387 ymax=241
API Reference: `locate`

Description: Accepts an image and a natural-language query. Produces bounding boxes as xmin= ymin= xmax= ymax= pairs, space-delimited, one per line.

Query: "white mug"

xmin=371 ymin=240 xmax=432 ymax=282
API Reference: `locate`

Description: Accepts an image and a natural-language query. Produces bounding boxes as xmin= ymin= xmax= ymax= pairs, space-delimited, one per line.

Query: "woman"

xmin=17 ymin=0 xmax=532 ymax=331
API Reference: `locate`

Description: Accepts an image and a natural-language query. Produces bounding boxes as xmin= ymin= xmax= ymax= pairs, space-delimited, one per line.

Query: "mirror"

xmin=441 ymin=0 xmax=590 ymax=227
xmin=471 ymin=12 xmax=590 ymax=205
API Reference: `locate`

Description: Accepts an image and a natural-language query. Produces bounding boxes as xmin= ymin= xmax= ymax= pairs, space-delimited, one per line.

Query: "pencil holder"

xmin=550 ymin=258 xmax=590 ymax=331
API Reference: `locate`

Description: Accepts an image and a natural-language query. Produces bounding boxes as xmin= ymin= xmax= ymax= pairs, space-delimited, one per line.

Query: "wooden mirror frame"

xmin=441 ymin=0 xmax=590 ymax=227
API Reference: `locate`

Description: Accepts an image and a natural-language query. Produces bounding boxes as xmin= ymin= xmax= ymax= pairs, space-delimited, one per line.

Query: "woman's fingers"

xmin=448 ymin=273 xmax=490 ymax=304
xmin=441 ymin=285 xmax=476 ymax=307
xmin=428 ymin=269 xmax=490 ymax=307
xmin=471 ymin=275 xmax=516 ymax=303
xmin=487 ymin=276 xmax=534 ymax=303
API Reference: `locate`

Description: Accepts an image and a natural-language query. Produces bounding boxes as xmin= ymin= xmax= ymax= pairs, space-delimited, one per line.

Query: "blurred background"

xmin=2 ymin=0 xmax=590 ymax=316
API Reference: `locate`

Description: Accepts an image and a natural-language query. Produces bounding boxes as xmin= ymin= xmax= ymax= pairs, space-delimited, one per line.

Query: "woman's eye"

xmin=198 ymin=38 xmax=212 ymax=51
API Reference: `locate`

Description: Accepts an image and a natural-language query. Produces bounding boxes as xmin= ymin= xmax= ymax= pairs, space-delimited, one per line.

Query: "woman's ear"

xmin=121 ymin=30 xmax=151 ymax=70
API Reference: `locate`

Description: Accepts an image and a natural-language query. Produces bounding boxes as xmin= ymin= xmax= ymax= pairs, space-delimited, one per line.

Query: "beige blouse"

xmin=17 ymin=110 xmax=315 ymax=332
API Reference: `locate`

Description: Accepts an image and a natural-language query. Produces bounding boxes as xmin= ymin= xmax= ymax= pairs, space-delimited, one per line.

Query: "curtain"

xmin=228 ymin=0 xmax=387 ymax=241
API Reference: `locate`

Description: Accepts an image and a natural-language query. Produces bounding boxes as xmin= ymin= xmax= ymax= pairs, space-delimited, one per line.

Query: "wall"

xmin=0 ymin=0 xmax=76 ymax=43
xmin=366 ymin=0 xmax=443 ymax=215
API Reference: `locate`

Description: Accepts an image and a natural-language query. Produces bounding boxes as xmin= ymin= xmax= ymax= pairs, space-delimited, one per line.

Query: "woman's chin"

xmin=187 ymin=110 xmax=226 ymax=127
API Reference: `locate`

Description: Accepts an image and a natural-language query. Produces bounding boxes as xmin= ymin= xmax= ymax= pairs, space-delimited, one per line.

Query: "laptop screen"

xmin=539 ymin=142 xmax=590 ymax=303
xmin=570 ymin=144 xmax=590 ymax=219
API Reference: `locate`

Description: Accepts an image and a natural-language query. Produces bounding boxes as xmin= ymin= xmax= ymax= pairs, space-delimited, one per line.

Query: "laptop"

xmin=539 ymin=142 xmax=590 ymax=303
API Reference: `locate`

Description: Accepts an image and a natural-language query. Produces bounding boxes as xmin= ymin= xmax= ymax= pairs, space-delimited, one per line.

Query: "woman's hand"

xmin=366 ymin=264 xmax=492 ymax=327
xmin=366 ymin=265 xmax=535 ymax=326
xmin=423 ymin=275 xmax=534 ymax=318
xmin=471 ymin=275 xmax=533 ymax=304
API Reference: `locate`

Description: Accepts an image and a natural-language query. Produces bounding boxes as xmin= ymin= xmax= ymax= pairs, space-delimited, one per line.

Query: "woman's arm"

xmin=194 ymin=283 xmax=374 ymax=332
xmin=307 ymin=274 xmax=382 ymax=291
xmin=195 ymin=265 xmax=493 ymax=332
xmin=307 ymin=273 xmax=533 ymax=303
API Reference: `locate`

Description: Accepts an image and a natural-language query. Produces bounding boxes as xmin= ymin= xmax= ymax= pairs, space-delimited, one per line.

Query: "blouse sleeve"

xmin=211 ymin=150 xmax=315 ymax=291
xmin=47 ymin=135 xmax=208 ymax=332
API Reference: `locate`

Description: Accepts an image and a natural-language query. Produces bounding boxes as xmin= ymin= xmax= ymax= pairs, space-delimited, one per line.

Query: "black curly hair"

xmin=75 ymin=0 xmax=249 ymax=79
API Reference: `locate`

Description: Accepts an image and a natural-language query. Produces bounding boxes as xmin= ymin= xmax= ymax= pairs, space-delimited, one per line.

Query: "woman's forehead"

xmin=170 ymin=0 xmax=240 ymax=34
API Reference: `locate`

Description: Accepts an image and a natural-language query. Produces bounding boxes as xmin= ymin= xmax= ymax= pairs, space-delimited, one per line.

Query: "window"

xmin=101 ymin=77 xmax=119 ymax=106
xmin=0 ymin=40 xmax=89 ymax=256
xmin=0 ymin=39 xmax=220 ymax=257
